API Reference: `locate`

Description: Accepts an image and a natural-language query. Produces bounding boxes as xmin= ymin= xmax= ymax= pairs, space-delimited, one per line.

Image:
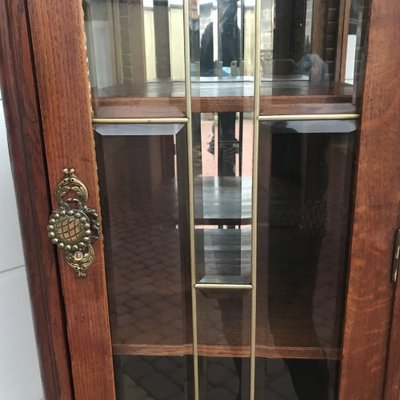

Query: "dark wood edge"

xmin=26 ymin=1 xmax=116 ymax=398
xmin=384 ymin=231 xmax=400 ymax=399
xmin=335 ymin=0 xmax=351 ymax=82
xmin=112 ymin=343 xmax=340 ymax=360
xmin=0 ymin=0 xmax=73 ymax=399
xmin=338 ymin=0 xmax=400 ymax=398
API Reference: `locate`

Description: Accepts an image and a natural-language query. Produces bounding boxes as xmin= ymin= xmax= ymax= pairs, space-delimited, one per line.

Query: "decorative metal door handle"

xmin=47 ymin=168 xmax=100 ymax=278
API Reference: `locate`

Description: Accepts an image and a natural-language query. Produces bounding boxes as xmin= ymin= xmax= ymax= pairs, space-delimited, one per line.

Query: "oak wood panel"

xmin=112 ymin=343 xmax=340 ymax=360
xmin=338 ymin=0 xmax=400 ymax=398
xmin=0 ymin=1 xmax=73 ymax=398
xmin=26 ymin=2 xmax=116 ymax=399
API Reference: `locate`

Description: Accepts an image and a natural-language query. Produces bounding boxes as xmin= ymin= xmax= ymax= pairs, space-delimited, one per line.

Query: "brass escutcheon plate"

xmin=47 ymin=168 xmax=100 ymax=278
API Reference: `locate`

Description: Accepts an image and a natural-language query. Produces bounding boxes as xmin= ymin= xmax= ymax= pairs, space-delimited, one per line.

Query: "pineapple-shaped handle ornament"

xmin=47 ymin=169 xmax=100 ymax=278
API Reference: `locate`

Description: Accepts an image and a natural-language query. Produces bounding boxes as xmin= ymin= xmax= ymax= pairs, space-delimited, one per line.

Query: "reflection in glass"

xmin=255 ymin=358 xmax=339 ymax=399
xmin=192 ymin=113 xmax=253 ymax=284
xmin=256 ymin=120 xmax=357 ymax=399
xmin=345 ymin=0 xmax=371 ymax=86
xmin=260 ymin=0 xmax=339 ymax=81
xmin=190 ymin=0 xmax=254 ymax=77
xmin=114 ymin=355 xmax=193 ymax=399
xmin=190 ymin=0 xmax=255 ymax=286
xmin=83 ymin=0 xmax=371 ymax=395
xmin=94 ymin=124 xmax=192 ymax=399
xmin=258 ymin=0 xmax=371 ymax=114
xmin=83 ymin=0 xmax=185 ymax=117
xmin=197 ymin=290 xmax=251 ymax=400
xmin=260 ymin=0 xmax=368 ymax=82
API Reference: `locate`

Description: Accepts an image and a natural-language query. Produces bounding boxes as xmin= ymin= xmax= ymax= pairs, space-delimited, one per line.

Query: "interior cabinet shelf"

xmin=194 ymin=176 xmax=252 ymax=225
xmin=93 ymin=80 xmax=355 ymax=117
xmin=111 ymin=283 xmax=340 ymax=360
xmin=112 ymin=344 xmax=340 ymax=360
xmin=104 ymin=168 xmax=342 ymax=360
xmin=195 ymin=228 xmax=251 ymax=284
xmin=110 ymin=226 xmax=340 ymax=360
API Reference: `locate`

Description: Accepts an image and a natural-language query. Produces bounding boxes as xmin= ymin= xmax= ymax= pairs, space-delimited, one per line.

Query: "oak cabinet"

xmin=1 ymin=0 xmax=400 ymax=399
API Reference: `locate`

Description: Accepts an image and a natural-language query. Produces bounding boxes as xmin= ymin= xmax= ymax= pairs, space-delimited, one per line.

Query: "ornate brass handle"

xmin=47 ymin=168 xmax=100 ymax=278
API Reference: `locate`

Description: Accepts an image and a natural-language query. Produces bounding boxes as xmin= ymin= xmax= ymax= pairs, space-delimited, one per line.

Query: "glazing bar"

xmin=250 ymin=0 xmax=263 ymax=396
xmin=258 ymin=114 xmax=360 ymax=121
xmin=194 ymin=283 xmax=253 ymax=290
xmin=92 ymin=117 xmax=189 ymax=124
xmin=182 ymin=0 xmax=199 ymax=397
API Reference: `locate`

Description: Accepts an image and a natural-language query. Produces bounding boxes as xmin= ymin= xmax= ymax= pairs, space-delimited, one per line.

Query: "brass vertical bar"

xmin=250 ymin=0 xmax=263 ymax=396
xmin=182 ymin=0 xmax=199 ymax=397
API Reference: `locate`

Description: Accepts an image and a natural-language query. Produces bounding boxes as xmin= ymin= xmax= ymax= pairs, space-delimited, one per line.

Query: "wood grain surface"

xmin=94 ymin=80 xmax=354 ymax=116
xmin=338 ymin=0 xmax=400 ymax=398
xmin=26 ymin=1 xmax=116 ymax=399
xmin=0 ymin=0 xmax=73 ymax=398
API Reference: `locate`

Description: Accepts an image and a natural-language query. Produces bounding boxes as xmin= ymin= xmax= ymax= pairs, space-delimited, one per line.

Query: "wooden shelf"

xmin=195 ymin=228 xmax=251 ymax=284
xmin=194 ymin=176 xmax=252 ymax=225
xmin=112 ymin=344 xmax=339 ymax=359
xmin=93 ymin=80 xmax=355 ymax=117
xmin=101 ymin=150 xmax=343 ymax=360
xmin=109 ymin=226 xmax=341 ymax=360
xmin=139 ymin=175 xmax=252 ymax=225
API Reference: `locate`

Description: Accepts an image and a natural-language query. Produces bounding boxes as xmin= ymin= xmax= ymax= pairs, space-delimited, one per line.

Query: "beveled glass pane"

xmin=192 ymin=113 xmax=253 ymax=284
xmin=190 ymin=0 xmax=255 ymax=113
xmin=255 ymin=358 xmax=339 ymax=399
xmin=255 ymin=120 xmax=357 ymax=399
xmin=197 ymin=290 xmax=251 ymax=399
xmin=190 ymin=0 xmax=255 ymax=285
xmin=114 ymin=355 xmax=193 ymax=399
xmin=190 ymin=0 xmax=253 ymax=78
xmin=199 ymin=356 xmax=251 ymax=400
xmin=259 ymin=0 xmax=371 ymax=114
xmin=84 ymin=0 xmax=185 ymax=118
xmin=94 ymin=124 xmax=192 ymax=399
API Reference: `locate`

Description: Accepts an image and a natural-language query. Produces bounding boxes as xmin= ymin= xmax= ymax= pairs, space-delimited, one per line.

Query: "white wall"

xmin=0 ymin=95 xmax=44 ymax=400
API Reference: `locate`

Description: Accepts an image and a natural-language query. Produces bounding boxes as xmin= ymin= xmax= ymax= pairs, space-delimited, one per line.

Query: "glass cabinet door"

xmin=81 ymin=0 xmax=370 ymax=398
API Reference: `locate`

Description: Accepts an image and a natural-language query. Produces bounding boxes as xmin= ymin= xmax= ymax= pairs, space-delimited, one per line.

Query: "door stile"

xmin=338 ymin=0 xmax=400 ymax=398
xmin=26 ymin=1 xmax=116 ymax=399
xmin=0 ymin=0 xmax=74 ymax=398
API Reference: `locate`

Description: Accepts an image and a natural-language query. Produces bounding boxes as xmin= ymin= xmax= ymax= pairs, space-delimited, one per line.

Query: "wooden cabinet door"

xmin=2 ymin=0 xmax=400 ymax=399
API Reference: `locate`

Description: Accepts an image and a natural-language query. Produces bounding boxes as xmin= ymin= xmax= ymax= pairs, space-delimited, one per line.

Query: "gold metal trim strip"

xmin=182 ymin=0 xmax=199 ymax=397
xmin=194 ymin=283 xmax=253 ymax=290
xmin=258 ymin=113 xmax=360 ymax=121
xmin=92 ymin=117 xmax=189 ymax=124
xmin=250 ymin=0 xmax=263 ymax=396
